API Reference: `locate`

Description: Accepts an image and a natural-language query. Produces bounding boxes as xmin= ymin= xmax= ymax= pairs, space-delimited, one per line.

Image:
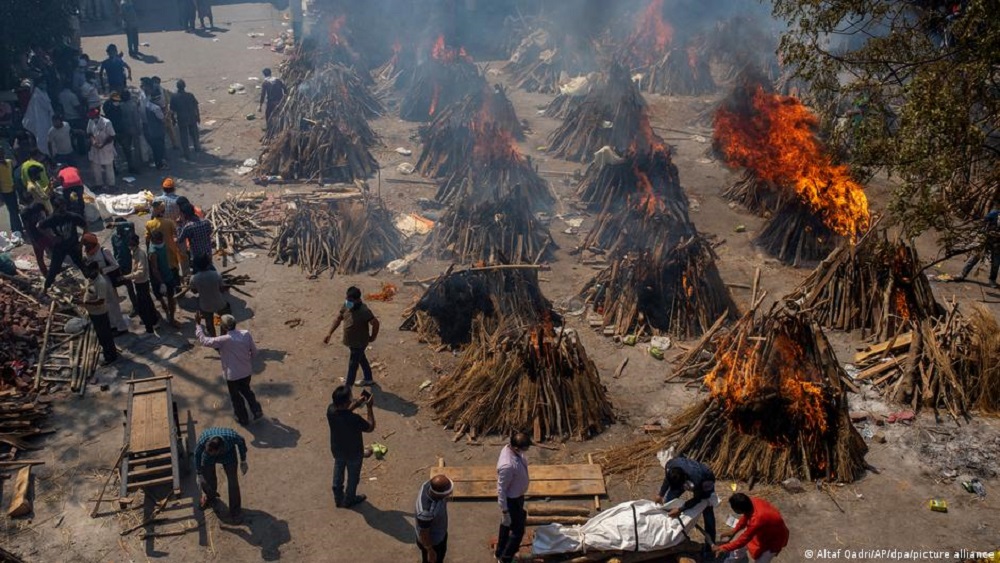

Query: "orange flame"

xmin=714 ymin=85 xmax=870 ymax=238
xmin=431 ymin=34 xmax=472 ymax=64
xmin=893 ymin=290 xmax=911 ymax=321
xmin=629 ymin=0 xmax=673 ymax=64
xmin=429 ymin=83 xmax=441 ymax=117
xmin=329 ymin=15 xmax=346 ymax=46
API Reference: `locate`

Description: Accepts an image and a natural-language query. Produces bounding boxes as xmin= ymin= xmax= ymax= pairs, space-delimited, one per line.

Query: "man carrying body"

xmin=415 ymin=475 xmax=454 ymax=563
xmin=194 ymin=427 xmax=248 ymax=523
xmin=655 ymin=456 xmax=717 ymax=548
xmin=323 ymin=286 xmax=380 ymax=387
xmin=195 ymin=313 xmax=261 ymax=425
xmin=714 ymin=493 xmax=789 ymax=562
xmin=326 ymin=385 xmax=375 ymax=509
xmin=495 ymin=432 xmax=531 ymax=563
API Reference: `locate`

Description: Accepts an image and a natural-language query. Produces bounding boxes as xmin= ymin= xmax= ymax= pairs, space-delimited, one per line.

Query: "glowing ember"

xmin=431 ymin=34 xmax=472 ymax=64
xmin=714 ymin=85 xmax=870 ymax=239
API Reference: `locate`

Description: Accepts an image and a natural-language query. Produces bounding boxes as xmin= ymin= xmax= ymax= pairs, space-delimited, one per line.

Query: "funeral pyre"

xmin=604 ymin=303 xmax=868 ymax=484
xmin=713 ymin=73 xmax=870 ymax=265
xmin=506 ymin=25 xmax=599 ymax=94
xmin=430 ymin=319 xmax=614 ymax=442
xmin=258 ymin=63 xmax=382 ymax=183
xmin=399 ymin=35 xmax=485 ymax=122
xmin=269 ymin=195 xmax=403 ymax=278
xmin=401 ymin=266 xmax=560 ymax=348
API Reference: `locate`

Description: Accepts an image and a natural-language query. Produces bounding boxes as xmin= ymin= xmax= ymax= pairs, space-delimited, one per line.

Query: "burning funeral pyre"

xmin=400 ymin=266 xmax=561 ymax=348
xmin=788 ymin=231 xmax=944 ymax=340
xmin=258 ymin=63 xmax=382 ymax=183
xmin=506 ymin=26 xmax=599 ymax=94
xmin=713 ymin=73 xmax=870 ymax=265
xmin=426 ymin=183 xmax=554 ymax=265
xmin=269 ymin=195 xmax=403 ymax=278
xmin=706 ymin=15 xmax=781 ymax=85
xmin=430 ymin=319 xmax=614 ymax=442
xmin=399 ymin=36 xmax=485 ymax=122
xmin=547 ymin=62 xmax=655 ymax=162
xmin=416 ymin=84 xmax=525 ymax=179
xmin=605 ymin=303 xmax=868 ymax=484
xmin=619 ymin=0 xmax=716 ymax=96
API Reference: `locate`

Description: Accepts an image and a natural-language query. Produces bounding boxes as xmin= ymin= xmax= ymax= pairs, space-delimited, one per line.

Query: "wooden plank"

xmin=855 ymin=357 xmax=903 ymax=381
xmin=128 ymin=452 xmax=172 ymax=466
xmin=165 ymin=379 xmax=181 ymax=493
xmin=129 ymin=392 xmax=170 ymax=453
xmin=450 ymin=478 xmax=606 ymax=498
xmin=126 ymin=475 xmax=174 ymax=491
xmin=7 ymin=466 xmax=31 ymax=517
xmin=853 ymin=332 xmax=913 ymax=363
xmin=132 ymin=386 xmax=168 ymax=396
xmin=431 ymin=464 xmax=602 ymax=482
xmin=127 ymin=375 xmax=175 ymax=385
xmin=127 ymin=464 xmax=172 ymax=479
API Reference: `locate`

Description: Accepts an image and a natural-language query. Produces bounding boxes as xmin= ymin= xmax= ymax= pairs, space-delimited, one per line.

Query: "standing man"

xmin=99 ymin=45 xmax=131 ymax=94
xmin=495 ymin=432 xmax=531 ymax=563
xmin=142 ymin=90 xmax=168 ymax=170
xmin=151 ymin=77 xmax=179 ymax=150
xmin=82 ymin=232 xmax=129 ymax=335
xmin=258 ymin=68 xmax=286 ymax=126
xmin=107 ymin=217 xmax=139 ymax=318
xmin=196 ymin=0 xmax=215 ymax=30
xmin=148 ymin=230 xmax=179 ymax=326
xmin=177 ymin=201 xmax=212 ymax=267
xmin=0 ymin=152 xmax=22 ymax=236
xmin=81 ymin=72 xmax=102 ymax=111
xmin=714 ymin=494 xmax=789 ymax=562
xmin=170 ymin=79 xmax=201 ymax=160
xmin=956 ymin=209 xmax=1000 ymax=289
xmin=323 ymin=286 xmax=380 ymax=387
xmin=80 ymin=262 xmax=120 ymax=365
xmin=55 ymin=164 xmax=87 ymax=216
xmin=194 ymin=427 xmax=248 ymax=523
xmin=122 ymin=234 xmax=158 ymax=334
xmin=654 ymin=456 xmax=717 ymax=548
xmin=154 ymin=177 xmax=181 ymax=222
xmin=191 ymin=254 xmax=228 ymax=335
xmin=86 ymin=107 xmax=117 ymax=192
xmin=48 ymin=114 xmax=75 ymax=166
xmin=57 ymin=84 xmax=84 ymax=131
xmin=326 ymin=385 xmax=375 ymax=509
xmin=415 ymin=475 xmax=454 ymax=563
xmin=40 ymin=197 xmax=88 ymax=291
xmin=121 ymin=0 xmax=140 ymax=57
xmin=195 ymin=313 xmax=261 ymax=425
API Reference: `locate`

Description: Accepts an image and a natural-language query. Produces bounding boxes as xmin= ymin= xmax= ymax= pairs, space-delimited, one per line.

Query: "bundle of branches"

xmin=507 ymin=27 xmax=598 ymax=94
xmin=427 ymin=184 xmax=553 ymax=265
xmin=787 ymin=232 xmax=944 ymax=340
xmin=268 ymin=202 xmax=340 ymax=278
xmin=544 ymin=93 xmax=582 ymax=120
xmin=259 ymin=65 xmax=382 ymax=182
xmin=430 ymin=320 xmax=613 ymax=441
xmin=965 ymin=306 xmax=1000 ymax=415
xmin=547 ymin=62 xmax=657 ymax=162
xmin=416 ymin=84 xmax=525 ymax=178
xmin=435 ymin=144 xmax=555 ymax=211
xmin=205 ymin=193 xmax=275 ymax=267
xmin=0 ymin=281 xmax=49 ymax=372
xmin=634 ymin=41 xmax=716 ymax=96
xmin=576 ymin=145 xmax=685 ymax=214
xmin=399 ymin=39 xmax=485 ymax=122
xmin=0 ymin=389 xmax=52 ymax=456
xmin=722 ymin=170 xmax=786 ymax=216
xmin=580 ymin=236 xmax=737 ymax=339
xmin=336 ymin=197 xmax=405 ymax=274
xmin=400 ymin=266 xmax=560 ymax=347
xmin=850 ymin=306 xmax=975 ymax=421
xmin=755 ymin=198 xmax=838 ymax=267
xmin=372 ymin=44 xmax=417 ymax=99
xmin=603 ymin=303 xmax=868 ymax=483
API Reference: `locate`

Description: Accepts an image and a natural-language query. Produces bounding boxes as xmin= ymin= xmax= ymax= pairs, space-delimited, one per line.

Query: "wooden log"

xmin=7 ymin=466 xmax=32 ymax=517
xmin=525 ymin=515 xmax=589 ymax=526
xmin=526 ymin=504 xmax=592 ymax=517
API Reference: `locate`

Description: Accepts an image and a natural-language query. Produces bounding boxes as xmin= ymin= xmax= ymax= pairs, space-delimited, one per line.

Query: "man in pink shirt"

xmin=194 ymin=313 xmax=262 ymax=425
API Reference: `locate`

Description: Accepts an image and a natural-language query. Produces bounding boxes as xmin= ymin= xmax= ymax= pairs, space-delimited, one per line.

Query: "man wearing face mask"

xmin=323 ymin=286 xmax=380 ymax=387
xmin=495 ymin=432 xmax=531 ymax=563
xmin=86 ymin=107 xmax=117 ymax=192
xmin=415 ymin=474 xmax=454 ymax=563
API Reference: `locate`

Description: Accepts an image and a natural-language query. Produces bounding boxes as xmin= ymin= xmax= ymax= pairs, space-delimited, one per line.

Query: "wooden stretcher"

xmin=119 ymin=376 xmax=187 ymax=508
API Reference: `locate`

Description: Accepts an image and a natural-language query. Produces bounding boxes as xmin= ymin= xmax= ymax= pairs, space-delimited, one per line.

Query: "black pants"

xmin=134 ymin=280 xmax=158 ymax=332
xmin=201 ymin=303 xmax=230 ymax=337
xmin=147 ymin=134 xmax=166 ymax=167
xmin=418 ymin=533 xmax=448 ymax=563
xmin=346 ymin=347 xmax=373 ymax=387
xmin=961 ymin=246 xmax=1000 ymax=283
xmin=495 ymin=496 xmax=527 ymax=562
xmin=227 ymin=376 xmax=262 ymax=424
xmin=125 ymin=26 xmax=139 ymax=54
xmin=201 ymin=462 xmax=241 ymax=514
xmin=665 ymin=488 xmax=716 ymax=543
xmin=1 ymin=191 xmax=23 ymax=233
xmin=63 ymin=185 xmax=85 ymax=216
xmin=332 ymin=456 xmax=363 ymax=506
xmin=89 ymin=312 xmax=119 ymax=362
xmin=45 ymin=243 xmax=86 ymax=289
xmin=178 ymin=122 xmax=200 ymax=157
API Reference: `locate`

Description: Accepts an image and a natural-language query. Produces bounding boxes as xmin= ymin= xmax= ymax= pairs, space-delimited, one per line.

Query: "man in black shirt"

xmin=40 ymin=197 xmax=88 ymax=291
xmin=169 ymin=79 xmax=201 ymax=160
xmin=326 ymin=385 xmax=375 ymax=509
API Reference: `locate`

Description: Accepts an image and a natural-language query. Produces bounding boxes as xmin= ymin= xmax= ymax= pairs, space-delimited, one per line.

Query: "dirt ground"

xmin=2 ymin=2 xmax=999 ymax=562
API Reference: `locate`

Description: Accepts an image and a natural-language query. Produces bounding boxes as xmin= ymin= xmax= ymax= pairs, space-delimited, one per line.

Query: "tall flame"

xmin=714 ymin=86 xmax=870 ymax=238
xmin=431 ymin=34 xmax=472 ymax=64
xmin=626 ymin=0 xmax=674 ymax=66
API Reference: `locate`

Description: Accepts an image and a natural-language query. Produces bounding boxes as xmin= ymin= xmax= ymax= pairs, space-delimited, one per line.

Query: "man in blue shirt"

xmin=655 ymin=456 xmax=717 ymax=546
xmin=99 ymin=44 xmax=131 ymax=93
xmin=194 ymin=427 xmax=249 ymax=522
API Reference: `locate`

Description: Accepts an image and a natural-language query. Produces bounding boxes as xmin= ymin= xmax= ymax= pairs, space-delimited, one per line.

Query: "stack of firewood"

xmin=0 ymin=389 xmax=52 ymax=456
xmin=547 ymin=62 xmax=655 ymax=162
xmin=722 ymin=170 xmax=784 ymax=216
xmin=416 ymin=84 xmax=525 ymax=179
xmin=399 ymin=41 xmax=484 ymax=122
xmin=605 ymin=301 xmax=868 ymax=484
xmin=206 ymin=193 xmax=276 ymax=267
xmin=269 ymin=202 xmax=341 ymax=278
xmin=756 ymin=199 xmax=838 ymax=266
xmin=427 ymin=184 xmax=553 ymax=265
xmin=630 ymin=39 xmax=717 ymax=96
xmin=506 ymin=27 xmax=598 ymax=94
xmin=400 ymin=266 xmax=560 ymax=348
xmin=337 ymin=198 xmax=404 ymax=274
xmin=430 ymin=320 xmax=613 ymax=441
xmin=435 ymin=153 xmax=555 ymax=211
xmin=580 ymin=237 xmax=737 ymax=339
xmin=258 ymin=63 xmax=382 ymax=183
xmin=0 ymin=281 xmax=48 ymax=372
xmin=707 ymin=15 xmax=781 ymax=84
xmin=577 ymin=145 xmax=687 ymax=216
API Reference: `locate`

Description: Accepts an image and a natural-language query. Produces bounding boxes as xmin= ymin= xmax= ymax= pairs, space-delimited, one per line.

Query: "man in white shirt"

xmin=58 ymin=86 xmax=84 ymax=129
xmin=80 ymin=72 xmax=101 ymax=111
xmin=48 ymin=115 xmax=75 ymax=166
xmin=86 ymin=107 xmax=117 ymax=191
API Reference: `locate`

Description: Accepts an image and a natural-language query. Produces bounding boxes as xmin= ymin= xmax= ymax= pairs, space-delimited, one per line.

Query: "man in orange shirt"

xmin=714 ymin=493 xmax=789 ymax=562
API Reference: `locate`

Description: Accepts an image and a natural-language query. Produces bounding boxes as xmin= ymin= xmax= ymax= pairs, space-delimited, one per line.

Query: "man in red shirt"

xmin=54 ymin=165 xmax=86 ymax=216
xmin=714 ymin=493 xmax=789 ymax=562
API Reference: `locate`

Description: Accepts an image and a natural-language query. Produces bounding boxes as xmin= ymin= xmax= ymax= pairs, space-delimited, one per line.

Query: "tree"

xmin=0 ymin=0 xmax=78 ymax=89
xmin=772 ymin=0 xmax=1000 ymax=252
